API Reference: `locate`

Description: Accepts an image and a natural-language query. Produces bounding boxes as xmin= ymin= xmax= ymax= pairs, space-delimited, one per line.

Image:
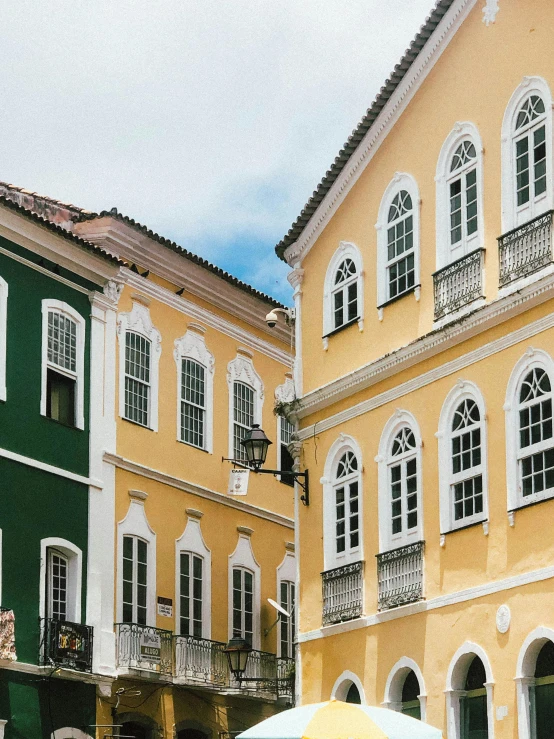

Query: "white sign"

xmin=228 ymin=468 xmax=249 ymax=495
xmin=139 ymin=630 xmax=161 ymax=663
xmin=157 ymin=597 xmax=173 ymax=617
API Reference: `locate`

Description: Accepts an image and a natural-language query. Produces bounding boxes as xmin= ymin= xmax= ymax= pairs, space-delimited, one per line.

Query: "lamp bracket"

xmin=222 ymin=459 xmax=309 ymax=506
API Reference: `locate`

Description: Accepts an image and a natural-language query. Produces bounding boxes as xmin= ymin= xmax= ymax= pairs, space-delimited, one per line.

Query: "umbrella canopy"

xmin=237 ymin=700 xmax=443 ymax=739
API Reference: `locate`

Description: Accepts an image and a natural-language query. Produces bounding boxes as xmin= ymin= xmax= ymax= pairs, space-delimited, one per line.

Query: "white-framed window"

xmin=384 ymin=658 xmax=426 ymax=720
xmin=41 ymin=300 xmax=85 ymax=429
xmin=175 ymin=513 xmax=211 ymax=639
xmin=436 ymin=123 xmax=484 ymax=270
xmin=174 ymin=327 xmax=215 ymax=452
xmin=39 ymin=538 xmax=82 ymax=624
xmin=117 ymin=299 xmax=161 ymax=432
xmin=377 ymin=411 xmax=423 ymax=551
xmin=0 ymin=276 xmax=7 ymax=402
xmin=227 ymin=351 xmax=263 ymax=461
xmin=376 ymin=174 xmax=420 ymax=311
xmin=228 ymin=533 xmax=260 ymax=649
xmin=505 ymin=349 xmax=554 ymax=512
xmin=445 ymin=642 xmax=494 ymax=739
xmin=117 ymin=495 xmax=156 ymax=625
xmin=322 ymin=242 xmax=364 ymax=343
xmin=502 ymin=77 xmax=553 ymax=231
xmin=276 ymin=550 xmax=296 ymax=659
xmin=278 ymin=415 xmax=295 ymax=486
xmin=322 ymin=435 xmax=364 ymax=570
xmin=438 ymin=382 xmax=488 ymax=534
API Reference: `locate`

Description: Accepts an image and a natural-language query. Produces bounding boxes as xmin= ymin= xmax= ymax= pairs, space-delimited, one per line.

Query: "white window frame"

xmin=41 ymin=300 xmax=85 ymax=430
xmin=437 ymin=381 xmax=489 ymax=534
xmin=322 ymin=435 xmax=364 ymax=570
xmin=436 ymin=123 xmax=485 ymax=270
xmin=174 ymin=326 xmax=215 ymax=453
xmin=275 ymin=373 xmax=296 ymax=482
xmin=376 ymin=173 xmax=420 ymax=313
xmin=516 ymin=627 xmax=554 ymax=739
xmin=175 ymin=513 xmax=211 ymax=639
xmin=117 ymin=299 xmax=161 ymax=432
xmin=445 ymin=642 xmax=494 ymax=739
xmin=117 ymin=495 xmax=156 ymax=625
xmin=39 ymin=537 xmax=82 ymax=624
xmin=0 ymin=276 xmax=7 ymax=402
xmin=383 ymin=657 xmax=427 ymax=720
xmin=276 ymin=551 xmax=296 ymax=658
xmin=377 ymin=411 xmax=423 ymax=552
xmin=227 ymin=351 xmax=264 ymax=460
xmin=228 ymin=533 xmax=261 ymax=649
xmin=501 ymin=76 xmax=553 ymax=232
xmin=322 ymin=242 xmax=364 ymax=347
xmin=505 ymin=348 xmax=554 ymax=513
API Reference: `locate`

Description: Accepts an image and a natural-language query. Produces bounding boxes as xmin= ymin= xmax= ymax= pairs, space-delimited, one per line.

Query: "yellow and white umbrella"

xmin=237 ymin=699 xmax=443 ymax=739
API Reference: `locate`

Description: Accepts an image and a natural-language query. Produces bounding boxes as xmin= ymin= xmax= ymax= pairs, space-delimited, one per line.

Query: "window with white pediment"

xmin=227 ymin=351 xmax=263 ymax=462
xmin=176 ymin=513 xmax=211 ymax=638
xmin=174 ymin=327 xmax=214 ymax=452
xmin=322 ymin=242 xmax=364 ymax=342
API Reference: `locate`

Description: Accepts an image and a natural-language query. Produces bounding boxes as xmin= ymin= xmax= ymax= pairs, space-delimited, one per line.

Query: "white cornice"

xmin=74 ymin=217 xmax=292 ymax=343
xmin=121 ymin=269 xmax=292 ymax=366
xmin=299 ymin=559 xmax=554 ymax=643
xmin=104 ymin=452 xmax=294 ymax=529
xmin=297 ymin=272 xmax=554 ymax=430
xmin=0 ymin=444 xmax=96 ymax=487
xmin=283 ymin=0 xmax=478 ymax=266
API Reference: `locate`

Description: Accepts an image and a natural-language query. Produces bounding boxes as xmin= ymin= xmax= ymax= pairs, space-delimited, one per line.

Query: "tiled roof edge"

xmin=77 ymin=209 xmax=287 ymax=309
xmin=274 ymin=0 xmax=455 ymax=260
xmin=0 ymin=196 xmax=124 ymax=267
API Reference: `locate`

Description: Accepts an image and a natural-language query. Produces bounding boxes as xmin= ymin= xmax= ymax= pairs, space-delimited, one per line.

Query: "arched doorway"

xmin=534 ymin=640 xmax=554 ymax=738
xmin=120 ymin=723 xmax=150 ymax=739
xmin=401 ymin=670 xmax=421 ymax=719
xmin=345 ymin=683 xmax=361 ymax=704
xmin=461 ymin=656 xmax=488 ymax=739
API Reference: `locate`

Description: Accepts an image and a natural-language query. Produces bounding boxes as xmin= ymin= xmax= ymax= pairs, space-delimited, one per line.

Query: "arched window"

xmin=461 ymin=656 xmax=489 ymax=739
xmin=448 ymin=141 xmax=478 ymax=257
xmin=384 ymin=658 xmax=426 ymax=720
xmin=502 ymin=77 xmax=553 ymax=231
xmin=227 ymin=350 xmax=264 ymax=461
xmin=401 ymin=670 xmax=421 ymax=719
xmin=322 ymin=242 xmax=364 ymax=343
xmin=518 ymin=367 xmax=554 ymax=499
xmin=516 ymin=628 xmax=554 ymax=739
xmin=333 ymin=451 xmax=360 ymax=558
xmin=376 ymin=174 xmax=420 ymax=313
xmin=228 ymin=533 xmax=261 ymax=649
xmin=534 ymin=641 xmax=554 ymax=739
xmin=446 ymin=643 xmax=493 ymax=739
xmin=345 ymin=683 xmax=361 ymax=704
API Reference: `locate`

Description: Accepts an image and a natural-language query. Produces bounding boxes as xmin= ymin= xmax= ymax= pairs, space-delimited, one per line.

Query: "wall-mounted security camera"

xmin=265 ymin=307 xmax=296 ymax=329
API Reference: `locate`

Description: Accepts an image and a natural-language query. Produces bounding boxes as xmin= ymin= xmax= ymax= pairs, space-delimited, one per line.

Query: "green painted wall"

xmin=0 ymin=237 xmax=96 ymax=475
xmin=0 ymin=670 xmax=95 ymax=739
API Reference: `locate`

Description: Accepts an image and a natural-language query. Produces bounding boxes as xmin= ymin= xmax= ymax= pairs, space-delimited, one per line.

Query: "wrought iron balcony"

xmin=433 ymin=249 xmax=485 ymax=320
xmin=377 ymin=541 xmax=424 ymax=611
xmin=498 ymin=210 xmax=554 ymax=287
xmin=174 ymin=634 xmax=227 ymax=686
xmin=40 ymin=618 xmax=93 ymax=672
xmin=0 ymin=608 xmax=16 ymax=662
xmin=115 ymin=623 xmax=172 ymax=675
xmin=321 ymin=561 xmax=363 ymax=626
xmin=229 ymin=648 xmax=294 ymax=701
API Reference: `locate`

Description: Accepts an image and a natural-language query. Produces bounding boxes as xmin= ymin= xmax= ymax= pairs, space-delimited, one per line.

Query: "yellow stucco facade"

xmin=282 ymin=1 xmax=554 ymax=738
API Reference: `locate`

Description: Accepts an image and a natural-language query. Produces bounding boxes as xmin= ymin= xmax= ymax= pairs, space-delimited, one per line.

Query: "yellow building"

xmin=275 ymin=1 xmax=554 ymax=737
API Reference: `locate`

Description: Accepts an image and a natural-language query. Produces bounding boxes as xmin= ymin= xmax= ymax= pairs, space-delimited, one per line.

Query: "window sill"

xmin=177 ymin=439 xmax=210 ymax=454
xmin=509 ymin=492 xmax=554 ymax=515
xmin=377 ymin=285 xmax=421 ymax=318
xmin=122 ymin=417 xmax=154 ymax=431
xmin=43 ymin=415 xmax=82 ymax=432
xmin=440 ymin=518 xmax=488 ymax=539
xmin=322 ymin=317 xmax=361 ymax=340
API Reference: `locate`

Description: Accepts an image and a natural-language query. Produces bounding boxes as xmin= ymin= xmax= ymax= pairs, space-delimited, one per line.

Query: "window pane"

xmin=48 ymin=312 xmax=77 ymax=372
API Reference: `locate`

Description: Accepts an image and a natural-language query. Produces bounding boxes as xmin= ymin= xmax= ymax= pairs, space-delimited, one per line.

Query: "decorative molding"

xmin=283 ymin=0 xmax=479 ymax=266
xmin=275 ymin=373 xmax=296 ymax=404
xmin=285 ymin=541 xmax=295 ymax=552
xmin=186 ymin=508 xmax=203 ymax=519
xmin=496 ymin=604 xmax=511 ymax=633
xmin=237 ymin=526 xmax=254 ymax=536
xmin=103 ymin=280 xmax=124 ymax=305
xmin=296 ymin=277 xmax=554 ymax=438
xmin=482 ymin=0 xmax=499 ymax=26
xmin=0 ymin=444 xmax=94 ymax=487
xmin=128 ymin=489 xmax=148 ymax=501
xmin=103 ymin=452 xmax=294 ymax=528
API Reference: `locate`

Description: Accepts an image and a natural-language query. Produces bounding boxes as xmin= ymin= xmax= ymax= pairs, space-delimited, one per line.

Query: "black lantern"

xmin=224 ymin=637 xmax=252 ymax=680
xmin=240 ymin=424 xmax=272 ymax=470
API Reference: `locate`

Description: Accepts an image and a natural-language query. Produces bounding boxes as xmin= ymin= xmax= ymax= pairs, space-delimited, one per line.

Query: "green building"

xmin=0 ymin=196 xmax=121 ymax=738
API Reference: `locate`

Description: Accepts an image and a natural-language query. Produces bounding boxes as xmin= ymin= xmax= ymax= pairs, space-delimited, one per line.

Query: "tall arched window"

xmin=502 ymin=77 xmax=553 ymax=231
xmin=323 ymin=242 xmax=364 ymax=343
xmin=448 ymin=141 xmax=478 ymax=257
xmin=446 ymin=644 xmax=493 ymax=739
xmin=518 ymin=367 xmax=554 ymax=499
xmin=376 ymin=174 xmax=420 ymax=313
xmin=461 ymin=656 xmax=489 ymax=739
xmin=334 ymin=451 xmax=360 ymax=558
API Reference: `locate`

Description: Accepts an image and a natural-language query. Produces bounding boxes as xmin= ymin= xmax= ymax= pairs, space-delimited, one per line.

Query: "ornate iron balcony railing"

xmin=498 ymin=210 xmax=554 ymax=287
xmin=0 ymin=608 xmax=16 ymax=662
xmin=40 ymin=618 xmax=93 ymax=672
xmin=115 ymin=623 xmax=172 ymax=675
xmin=433 ymin=248 xmax=485 ymax=320
xmin=174 ymin=634 xmax=227 ymax=685
xmin=376 ymin=541 xmax=424 ymax=611
xmin=321 ymin=561 xmax=363 ymax=626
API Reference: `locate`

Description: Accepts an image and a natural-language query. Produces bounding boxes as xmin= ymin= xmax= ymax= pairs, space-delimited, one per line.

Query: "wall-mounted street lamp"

xmin=224 ymin=424 xmax=309 ymax=505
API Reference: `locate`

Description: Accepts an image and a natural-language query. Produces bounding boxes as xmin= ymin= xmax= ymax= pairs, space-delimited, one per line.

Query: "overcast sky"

xmin=1 ymin=0 xmax=435 ymax=303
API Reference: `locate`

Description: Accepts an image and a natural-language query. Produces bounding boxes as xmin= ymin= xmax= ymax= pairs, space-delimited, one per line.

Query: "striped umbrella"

xmin=237 ymin=700 xmax=443 ymax=739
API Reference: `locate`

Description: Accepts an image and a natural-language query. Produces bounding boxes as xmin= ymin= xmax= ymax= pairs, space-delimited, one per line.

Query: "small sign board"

xmin=157 ymin=596 xmax=173 ymax=617
xmin=139 ymin=630 xmax=161 ymax=663
xmin=228 ymin=468 xmax=249 ymax=495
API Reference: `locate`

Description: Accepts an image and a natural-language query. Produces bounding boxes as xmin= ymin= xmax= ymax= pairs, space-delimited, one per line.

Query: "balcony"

xmin=377 ymin=541 xmax=424 ymax=611
xmin=41 ymin=618 xmax=92 ymax=672
xmin=229 ymin=648 xmax=295 ymax=701
xmin=0 ymin=608 xmax=16 ymax=662
xmin=174 ymin=634 xmax=227 ymax=686
xmin=433 ymin=249 xmax=484 ymax=320
xmin=321 ymin=561 xmax=363 ymax=626
xmin=498 ymin=210 xmax=553 ymax=287
xmin=115 ymin=623 xmax=172 ymax=675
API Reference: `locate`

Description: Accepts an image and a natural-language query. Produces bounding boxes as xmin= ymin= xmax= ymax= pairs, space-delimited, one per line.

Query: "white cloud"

xmin=0 ymin=0 xmax=435 ymax=302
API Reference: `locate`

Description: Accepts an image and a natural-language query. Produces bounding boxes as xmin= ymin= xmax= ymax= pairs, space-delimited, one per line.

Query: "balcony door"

xmin=46 ymin=548 xmax=69 ymax=622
